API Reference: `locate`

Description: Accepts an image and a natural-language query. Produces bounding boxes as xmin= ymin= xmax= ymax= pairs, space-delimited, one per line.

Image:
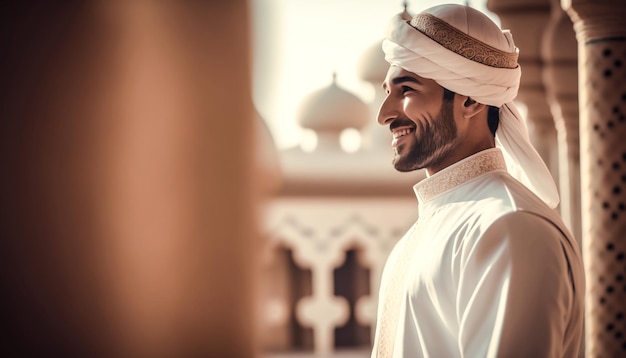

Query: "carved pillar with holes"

xmin=563 ymin=0 xmax=626 ymax=356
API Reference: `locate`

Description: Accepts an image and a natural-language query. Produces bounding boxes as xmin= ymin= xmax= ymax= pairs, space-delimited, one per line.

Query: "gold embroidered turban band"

xmin=409 ymin=13 xmax=519 ymax=69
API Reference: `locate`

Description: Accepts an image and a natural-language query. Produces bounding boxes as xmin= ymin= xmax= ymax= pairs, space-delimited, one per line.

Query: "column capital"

xmin=562 ymin=0 xmax=626 ymax=43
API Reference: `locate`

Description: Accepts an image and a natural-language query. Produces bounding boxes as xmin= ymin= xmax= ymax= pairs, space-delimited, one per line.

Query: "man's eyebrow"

xmin=392 ymin=76 xmax=422 ymax=86
xmin=382 ymin=76 xmax=423 ymax=89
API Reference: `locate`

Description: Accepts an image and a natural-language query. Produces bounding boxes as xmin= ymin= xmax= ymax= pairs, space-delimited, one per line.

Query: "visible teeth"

xmin=393 ymin=128 xmax=412 ymax=139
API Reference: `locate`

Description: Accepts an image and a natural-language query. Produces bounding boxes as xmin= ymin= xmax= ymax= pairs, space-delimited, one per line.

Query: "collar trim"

xmin=413 ymin=148 xmax=507 ymax=202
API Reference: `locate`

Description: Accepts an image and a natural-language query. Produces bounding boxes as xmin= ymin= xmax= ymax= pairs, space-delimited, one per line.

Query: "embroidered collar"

xmin=413 ymin=148 xmax=507 ymax=202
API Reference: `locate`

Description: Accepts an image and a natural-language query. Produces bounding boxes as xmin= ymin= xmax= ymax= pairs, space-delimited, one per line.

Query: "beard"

xmin=392 ymin=98 xmax=459 ymax=172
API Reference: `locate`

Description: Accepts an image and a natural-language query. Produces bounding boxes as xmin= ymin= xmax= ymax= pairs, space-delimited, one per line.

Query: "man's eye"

xmin=401 ymin=86 xmax=414 ymax=94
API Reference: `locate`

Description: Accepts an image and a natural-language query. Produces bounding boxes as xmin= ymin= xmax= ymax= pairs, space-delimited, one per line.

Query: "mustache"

xmin=389 ymin=118 xmax=416 ymax=132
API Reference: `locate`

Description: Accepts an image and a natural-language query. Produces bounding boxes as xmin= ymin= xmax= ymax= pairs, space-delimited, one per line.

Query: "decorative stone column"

xmin=542 ymin=0 xmax=582 ymax=242
xmin=487 ymin=0 xmax=560 ymax=185
xmin=563 ymin=0 xmax=626 ymax=356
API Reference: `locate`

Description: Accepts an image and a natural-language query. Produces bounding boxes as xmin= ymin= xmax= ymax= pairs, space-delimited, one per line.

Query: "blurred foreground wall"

xmin=0 ymin=1 xmax=258 ymax=357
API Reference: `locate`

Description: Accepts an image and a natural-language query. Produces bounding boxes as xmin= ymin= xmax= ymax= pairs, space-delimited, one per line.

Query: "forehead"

xmin=382 ymin=65 xmax=440 ymax=89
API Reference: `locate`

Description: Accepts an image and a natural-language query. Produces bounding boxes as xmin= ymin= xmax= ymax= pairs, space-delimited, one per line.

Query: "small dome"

xmin=356 ymin=40 xmax=388 ymax=83
xmin=358 ymin=3 xmax=412 ymax=83
xmin=296 ymin=74 xmax=369 ymax=132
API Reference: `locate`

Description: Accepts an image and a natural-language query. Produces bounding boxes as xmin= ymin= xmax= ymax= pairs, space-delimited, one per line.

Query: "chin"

xmin=392 ymin=155 xmax=422 ymax=172
xmin=393 ymin=163 xmax=422 ymax=173
xmin=394 ymin=165 xmax=416 ymax=173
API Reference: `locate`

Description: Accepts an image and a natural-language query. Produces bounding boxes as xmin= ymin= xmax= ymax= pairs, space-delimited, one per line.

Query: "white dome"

xmin=356 ymin=40 xmax=388 ymax=83
xmin=357 ymin=6 xmax=412 ymax=84
xmin=297 ymin=75 xmax=369 ymax=132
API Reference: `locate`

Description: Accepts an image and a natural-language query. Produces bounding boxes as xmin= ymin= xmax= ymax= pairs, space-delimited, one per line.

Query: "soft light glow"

xmin=300 ymin=129 xmax=318 ymax=152
xmin=340 ymin=128 xmax=362 ymax=153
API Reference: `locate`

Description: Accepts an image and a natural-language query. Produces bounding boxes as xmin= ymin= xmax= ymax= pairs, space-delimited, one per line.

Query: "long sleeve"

xmin=455 ymin=211 xmax=580 ymax=357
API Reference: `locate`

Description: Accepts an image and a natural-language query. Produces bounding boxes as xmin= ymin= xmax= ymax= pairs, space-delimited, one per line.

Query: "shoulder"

xmin=458 ymin=211 xmax=572 ymax=274
xmin=464 ymin=210 xmax=581 ymax=290
xmin=465 ymin=171 xmax=565 ymax=226
xmin=483 ymin=211 xmax=568 ymax=246
xmin=457 ymin=203 xmax=574 ymax=266
xmin=449 ymin=206 xmax=572 ymax=272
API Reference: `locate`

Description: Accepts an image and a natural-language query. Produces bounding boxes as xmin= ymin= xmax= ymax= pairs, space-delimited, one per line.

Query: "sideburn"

xmin=443 ymin=87 xmax=455 ymax=102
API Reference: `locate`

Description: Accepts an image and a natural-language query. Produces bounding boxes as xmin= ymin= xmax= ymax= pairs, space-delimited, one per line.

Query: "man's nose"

xmin=377 ymin=95 xmax=398 ymax=125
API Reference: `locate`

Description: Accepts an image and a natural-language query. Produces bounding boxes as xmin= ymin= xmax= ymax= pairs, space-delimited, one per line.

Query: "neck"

xmin=426 ymin=139 xmax=495 ymax=176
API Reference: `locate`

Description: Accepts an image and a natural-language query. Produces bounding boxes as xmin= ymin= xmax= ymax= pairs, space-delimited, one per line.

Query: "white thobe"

xmin=371 ymin=148 xmax=584 ymax=358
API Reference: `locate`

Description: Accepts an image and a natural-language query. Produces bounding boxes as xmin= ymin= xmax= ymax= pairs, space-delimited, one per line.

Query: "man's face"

xmin=379 ymin=66 xmax=462 ymax=172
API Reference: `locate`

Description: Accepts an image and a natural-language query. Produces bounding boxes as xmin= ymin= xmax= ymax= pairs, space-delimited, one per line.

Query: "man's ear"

xmin=461 ymin=96 xmax=487 ymax=119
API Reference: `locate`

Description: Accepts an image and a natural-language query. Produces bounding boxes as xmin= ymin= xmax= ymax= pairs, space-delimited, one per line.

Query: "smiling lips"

xmin=391 ymin=126 xmax=415 ymax=147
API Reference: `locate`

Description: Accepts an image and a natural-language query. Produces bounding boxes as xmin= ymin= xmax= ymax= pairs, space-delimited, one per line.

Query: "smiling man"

xmin=370 ymin=4 xmax=584 ymax=358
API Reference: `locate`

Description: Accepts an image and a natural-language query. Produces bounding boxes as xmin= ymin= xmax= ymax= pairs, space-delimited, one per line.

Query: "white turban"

xmin=382 ymin=4 xmax=560 ymax=209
